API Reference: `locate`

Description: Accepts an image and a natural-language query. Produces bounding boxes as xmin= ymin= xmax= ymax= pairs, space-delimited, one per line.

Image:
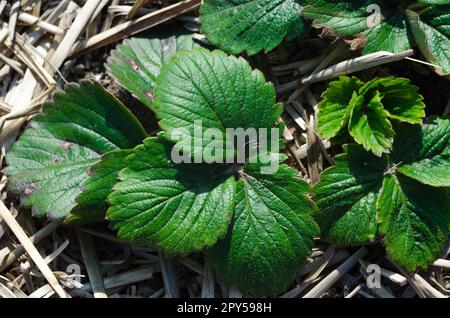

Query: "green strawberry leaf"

xmin=317 ymin=76 xmax=425 ymax=156
xmin=313 ymin=145 xmax=386 ymax=244
xmin=314 ymin=118 xmax=450 ymax=271
xmin=67 ymin=149 xmax=133 ymax=225
xmin=348 ymin=91 xmax=395 ymax=157
xmin=106 ymin=28 xmax=199 ymax=108
xmin=408 ymin=7 xmax=450 ymax=75
xmin=303 ymin=1 xmax=450 ymax=74
xmin=317 ymin=76 xmax=363 ymax=140
xmin=303 ymin=0 xmax=374 ymax=37
xmin=303 ymin=1 xmax=413 ymax=53
xmin=377 ymin=174 xmax=450 ymax=271
xmin=4 ymin=81 xmax=147 ymax=220
xmin=200 ymin=0 xmax=307 ymax=55
xmin=153 ymin=48 xmax=282 ymax=160
xmin=395 ymin=118 xmax=450 ymax=187
xmin=208 ymin=153 xmax=319 ymax=296
xmin=359 ymin=77 xmax=425 ymax=124
xmin=107 ymin=137 xmax=236 ymax=255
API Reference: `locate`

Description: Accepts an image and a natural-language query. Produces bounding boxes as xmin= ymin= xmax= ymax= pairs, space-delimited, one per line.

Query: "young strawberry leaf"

xmin=360 ymin=77 xmax=426 ymax=124
xmin=107 ymin=137 xmax=236 ymax=255
xmin=106 ymin=28 xmax=200 ymax=108
xmin=67 ymin=149 xmax=133 ymax=224
xmin=348 ymin=91 xmax=395 ymax=156
xmin=4 ymin=81 xmax=147 ymax=220
xmin=317 ymin=76 xmax=425 ymax=156
xmin=200 ymin=0 xmax=307 ymax=55
xmin=208 ymin=153 xmax=319 ymax=296
xmin=317 ymin=76 xmax=363 ymax=140
xmin=303 ymin=1 xmax=450 ymax=75
xmin=314 ymin=117 xmax=450 ymax=271
xmin=153 ymin=48 xmax=282 ymax=160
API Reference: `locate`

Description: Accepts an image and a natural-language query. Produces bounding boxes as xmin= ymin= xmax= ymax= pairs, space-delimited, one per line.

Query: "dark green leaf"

xmin=153 ymin=48 xmax=282 ymax=160
xmin=209 ymin=154 xmax=318 ymax=296
xmin=377 ymin=174 xmax=450 ymax=271
xmin=200 ymin=0 xmax=307 ymax=55
xmin=395 ymin=118 xmax=450 ymax=187
xmin=68 ymin=150 xmax=133 ymax=224
xmin=4 ymin=81 xmax=147 ymax=219
xmin=106 ymin=28 xmax=199 ymax=108
xmin=313 ymin=145 xmax=386 ymax=244
xmin=107 ymin=137 xmax=236 ymax=255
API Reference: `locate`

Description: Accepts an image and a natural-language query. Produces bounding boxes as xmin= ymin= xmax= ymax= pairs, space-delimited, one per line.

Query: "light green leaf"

xmin=68 ymin=150 xmax=133 ymax=225
xmin=396 ymin=118 xmax=450 ymax=187
xmin=408 ymin=7 xmax=450 ymax=75
xmin=106 ymin=28 xmax=199 ymax=108
xmin=209 ymin=154 xmax=318 ymax=296
xmin=107 ymin=137 xmax=236 ymax=255
xmin=313 ymin=145 xmax=386 ymax=244
xmin=359 ymin=77 xmax=425 ymax=124
xmin=377 ymin=175 xmax=450 ymax=271
xmin=317 ymin=76 xmax=363 ymax=140
xmin=4 ymin=81 xmax=147 ymax=219
xmin=348 ymin=91 xmax=395 ymax=156
xmin=153 ymin=48 xmax=282 ymax=160
xmin=200 ymin=0 xmax=307 ymax=55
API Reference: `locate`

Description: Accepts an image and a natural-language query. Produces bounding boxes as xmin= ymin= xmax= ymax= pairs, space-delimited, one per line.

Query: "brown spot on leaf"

xmin=24 ymin=183 xmax=38 ymax=195
xmin=87 ymin=166 xmax=95 ymax=177
xmin=142 ymin=89 xmax=155 ymax=100
xmin=129 ymin=59 xmax=141 ymax=72
xmin=63 ymin=141 xmax=73 ymax=150
xmin=52 ymin=157 xmax=60 ymax=164
xmin=345 ymin=34 xmax=367 ymax=51
xmin=321 ymin=26 xmax=338 ymax=39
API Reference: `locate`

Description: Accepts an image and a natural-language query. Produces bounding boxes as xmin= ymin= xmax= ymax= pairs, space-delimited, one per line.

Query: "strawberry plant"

xmin=5 ymin=33 xmax=319 ymax=296
xmin=303 ymin=0 xmax=450 ymax=75
xmin=314 ymin=117 xmax=450 ymax=271
xmin=4 ymin=29 xmax=449 ymax=298
xmin=317 ymin=76 xmax=425 ymax=156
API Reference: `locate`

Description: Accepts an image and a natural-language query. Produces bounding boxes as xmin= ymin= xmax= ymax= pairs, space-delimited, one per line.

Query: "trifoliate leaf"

xmin=67 ymin=150 xmax=133 ymax=225
xmin=200 ymin=0 xmax=307 ymax=55
xmin=208 ymin=154 xmax=318 ymax=296
xmin=107 ymin=137 xmax=236 ymax=255
xmin=315 ymin=117 xmax=450 ymax=271
xmin=153 ymin=48 xmax=282 ymax=160
xmin=313 ymin=145 xmax=386 ymax=244
xmin=395 ymin=118 xmax=450 ymax=187
xmin=106 ymin=28 xmax=199 ymax=108
xmin=317 ymin=76 xmax=425 ymax=156
xmin=359 ymin=77 xmax=425 ymax=124
xmin=317 ymin=76 xmax=363 ymax=140
xmin=4 ymin=81 xmax=147 ymax=219
xmin=377 ymin=175 xmax=450 ymax=271
xmin=408 ymin=7 xmax=450 ymax=75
